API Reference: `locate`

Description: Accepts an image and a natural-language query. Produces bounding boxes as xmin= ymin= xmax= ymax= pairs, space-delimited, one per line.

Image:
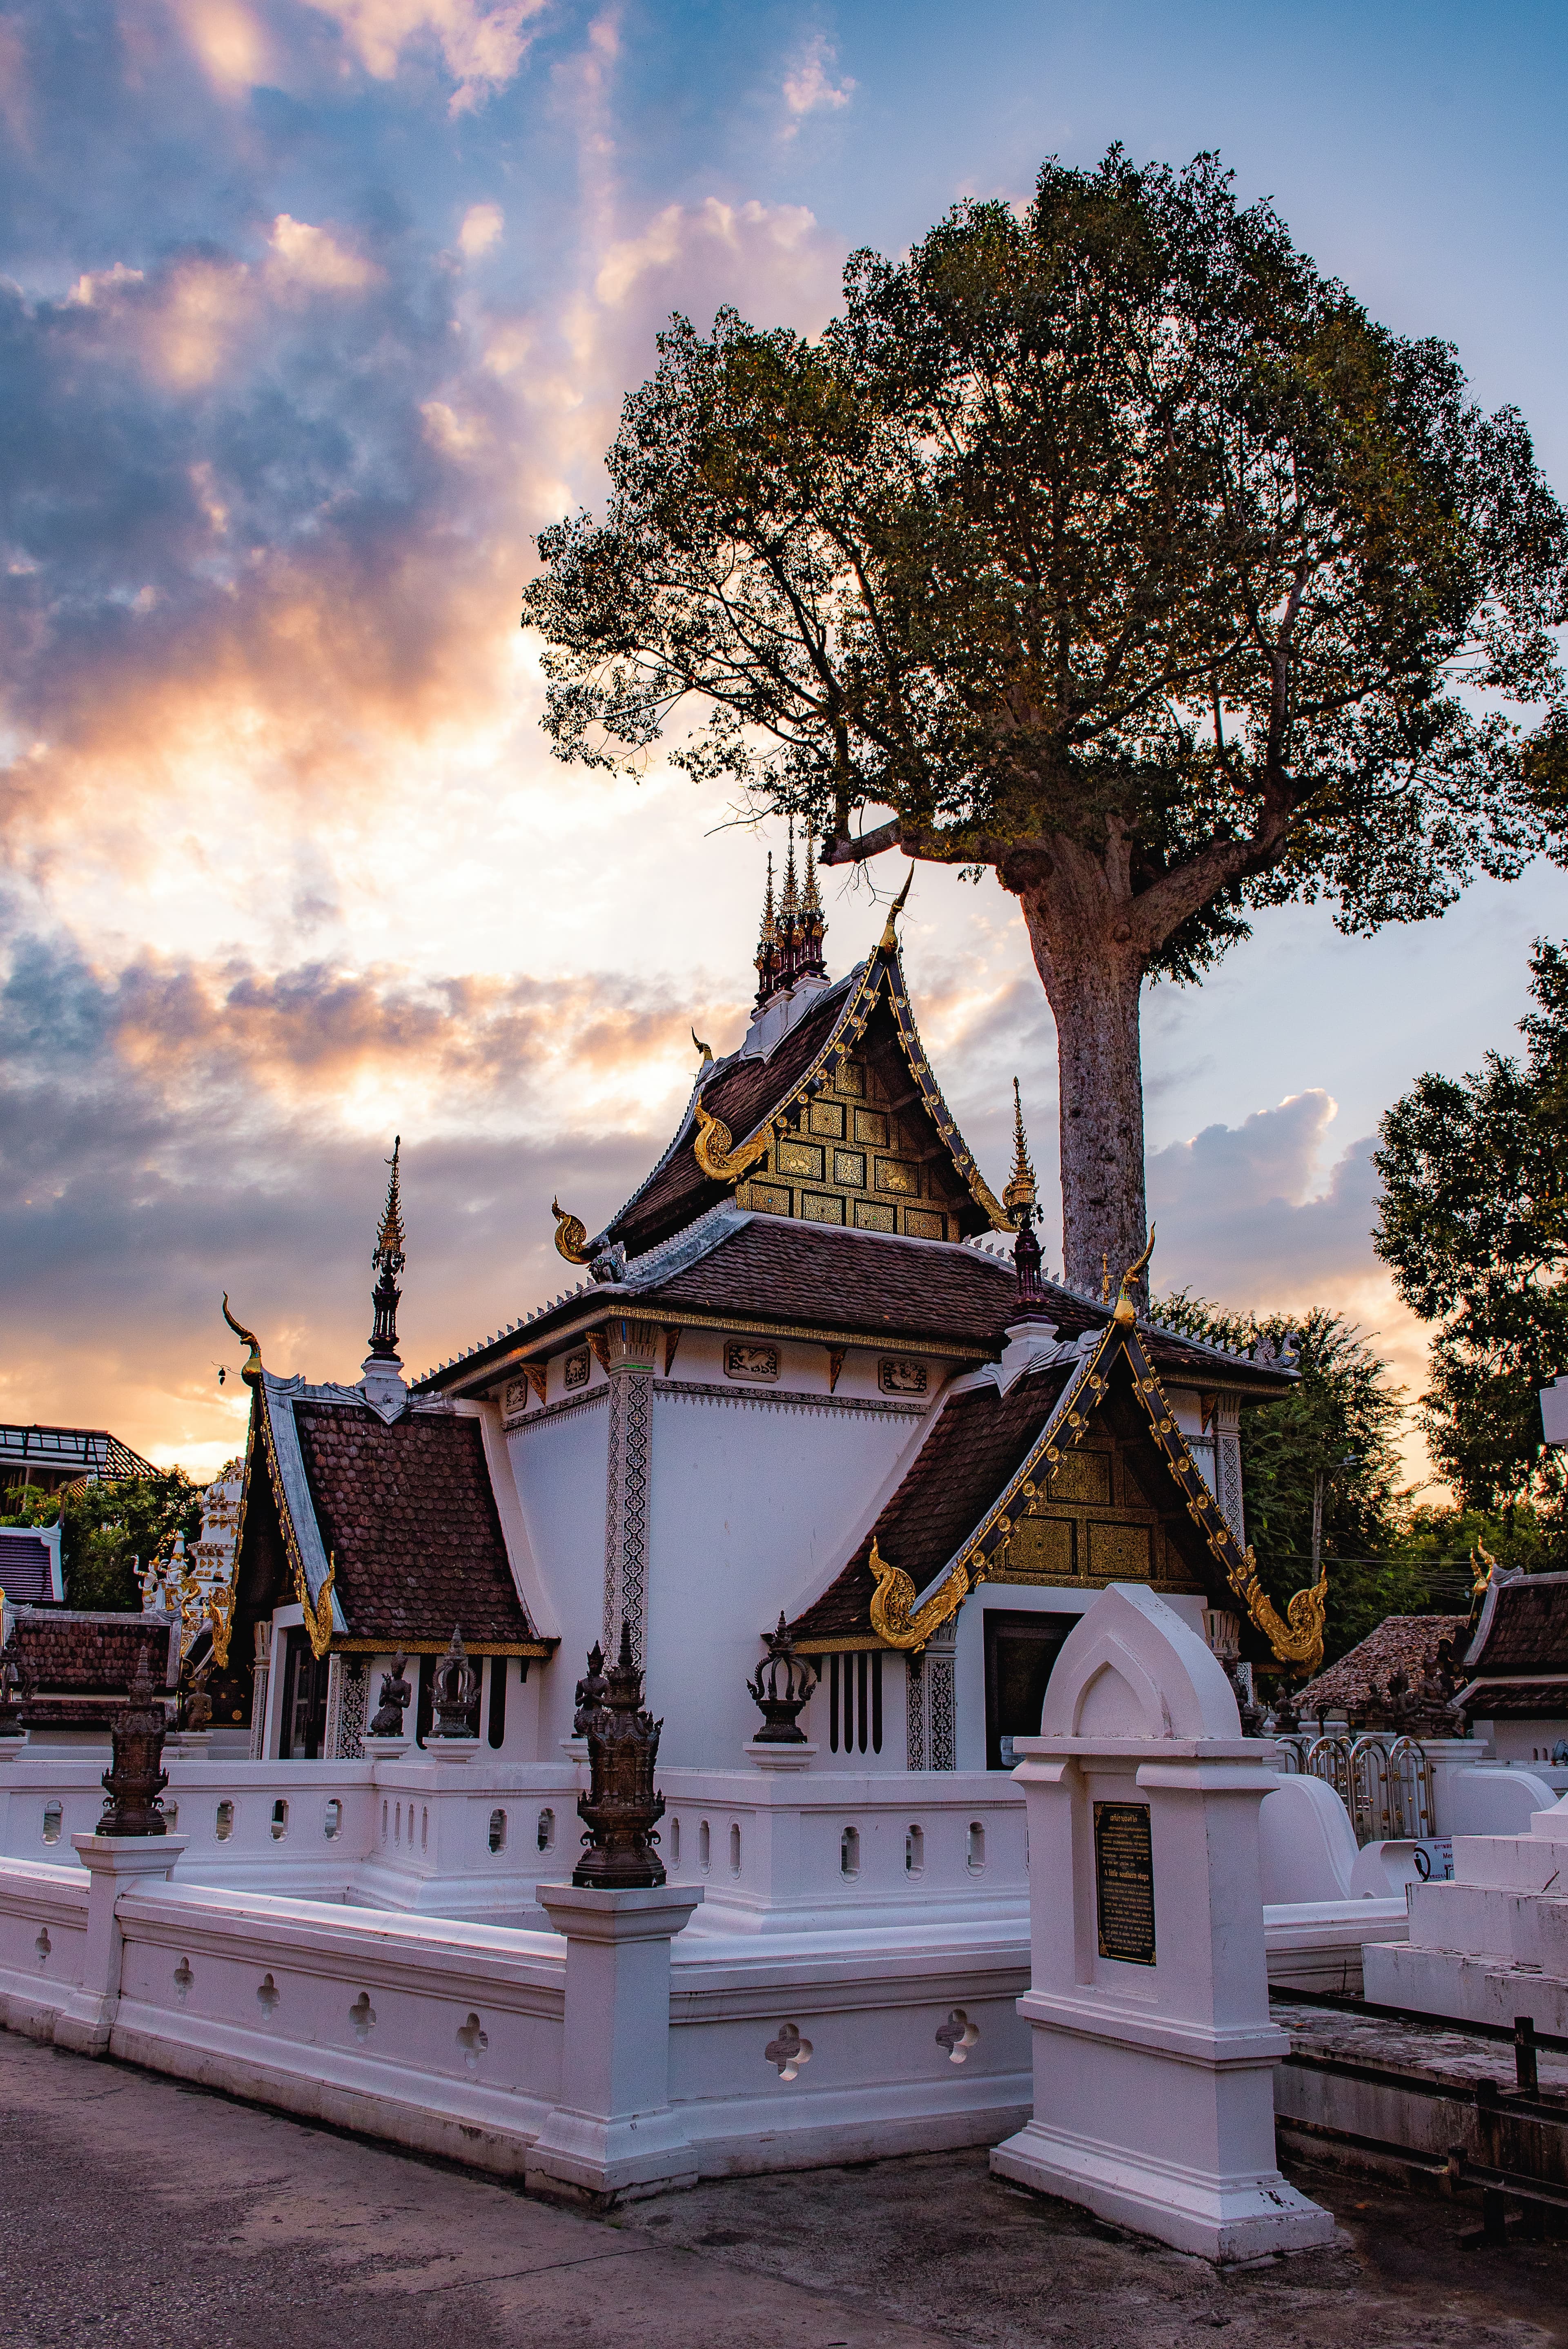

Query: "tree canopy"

xmin=1374 ymin=939 xmax=1568 ymax=1554
xmin=523 ymin=147 xmax=1568 ymax=1290
xmin=0 ymin=1471 xmax=203 ymax=1612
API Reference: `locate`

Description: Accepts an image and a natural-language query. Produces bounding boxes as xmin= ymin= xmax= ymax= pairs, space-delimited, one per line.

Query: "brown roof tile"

xmin=10 ymin=1610 xmax=172 ymax=1721
xmin=1295 ymin=1614 xmax=1468 ymax=1715
xmin=291 ymin=1403 xmax=535 ymax=1648
xmin=789 ymin=1368 xmax=1071 ymax=1642
xmin=1468 ymin=1574 xmax=1568 ymax=1675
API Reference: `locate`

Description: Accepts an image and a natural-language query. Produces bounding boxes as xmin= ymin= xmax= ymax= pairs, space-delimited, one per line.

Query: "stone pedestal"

xmin=743 ymin=1740 xmax=817 ymax=1772
xmin=363 ymin=1734 xmax=411 ymax=1763
xmin=423 ymin=1736 xmax=481 ymax=1767
xmin=528 ymin=1882 xmax=703 ymax=2204
xmin=0 ymin=1732 xmax=28 ymax=1763
xmin=59 ymin=1833 xmax=189 ymax=2056
xmin=990 ymin=1585 xmax=1335 ymax=2262
xmin=1366 ymin=1786 xmax=1568 ymax=2031
xmin=164 ymin=1731 xmax=214 ymax=1756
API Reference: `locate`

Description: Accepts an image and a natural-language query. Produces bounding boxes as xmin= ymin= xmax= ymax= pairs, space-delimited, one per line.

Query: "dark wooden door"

xmin=984 ymin=1609 xmax=1079 ymax=1769
xmin=278 ymin=1627 xmax=329 ymax=1759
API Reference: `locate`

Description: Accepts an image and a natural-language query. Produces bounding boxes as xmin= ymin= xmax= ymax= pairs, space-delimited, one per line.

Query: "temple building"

xmin=213 ymin=853 xmax=1310 ymax=1770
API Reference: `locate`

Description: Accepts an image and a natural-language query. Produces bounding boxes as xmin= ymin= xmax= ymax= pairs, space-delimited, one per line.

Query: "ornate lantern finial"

xmin=98 ymin=1643 xmax=170 ymax=1836
xmin=1003 ymin=1078 xmax=1049 ymax=1312
xmin=429 ymin=1626 xmax=479 ymax=1739
xmin=746 ymin=1613 xmax=819 ymax=1744
xmin=572 ymin=1621 xmax=666 ymax=1888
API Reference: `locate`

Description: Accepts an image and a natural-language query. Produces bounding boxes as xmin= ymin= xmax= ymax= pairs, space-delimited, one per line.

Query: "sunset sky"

xmin=3 ymin=0 xmax=1565 ymax=1486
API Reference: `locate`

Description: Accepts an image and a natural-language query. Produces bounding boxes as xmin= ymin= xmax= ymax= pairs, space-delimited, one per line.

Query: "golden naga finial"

xmin=691 ymin=1026 xmax=714 ymax=1066
xmin=878 ymin=867 xmax=914 ymax=953
xmin=1100 ymin=1252 xmax=1110 ymax=1304
xmin=1226 ymin=1546 xmax=1327 ymax=1678
xmin=868 ymin=1535 xmax=970 ymax=1651
xmin=552 ymin=1199 xmax=592 ymax=1265
xmin=300 ymin=1552 xmax=336 ymax=1662
xmin=220 ymin=1295 xmax=263 ymax=1386
xmin=207 ymin=1580 xmax=236 ymax=1671
xmin=693 ymin=1102 xmax=771 ymax=1183
xmin=374 ymin=1136 xmax=405 ymax=1268
xmin=1002 ymin=1077 xmax=1037 ymax=1223
xmin=1470 ymin=1536 xmax=1499 ymax=1602
xmin=1111 ymin=1226 xmax=1156 ymax=1324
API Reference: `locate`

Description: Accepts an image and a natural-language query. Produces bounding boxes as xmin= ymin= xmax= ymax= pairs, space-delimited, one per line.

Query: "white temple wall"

xmin=641 ymin=1351 xmax=932 ymax=1767
xmin=505 ymin=1390 xmax=610 ymax=1752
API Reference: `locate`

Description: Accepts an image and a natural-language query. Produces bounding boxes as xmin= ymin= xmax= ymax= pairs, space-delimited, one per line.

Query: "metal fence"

xmin=1279 ymin=1732 xmax=1435 ymax=1845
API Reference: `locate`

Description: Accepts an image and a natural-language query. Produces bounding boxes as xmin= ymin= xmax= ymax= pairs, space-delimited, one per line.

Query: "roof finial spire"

xmin=368 ymin=1137 xmax=405 ymax=1366
xmin=780 ymin=819 xmax=800 ymax=938
xmin=754 ymin=851 xmax=778 ymax=1006
xmin=1002 ymin=1079 xmax=1037 ymax=1224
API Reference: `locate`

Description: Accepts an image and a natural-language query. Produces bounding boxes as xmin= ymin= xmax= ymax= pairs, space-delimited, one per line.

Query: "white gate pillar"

xmin=991 ymin=1582 xmax=1334 ymax=2262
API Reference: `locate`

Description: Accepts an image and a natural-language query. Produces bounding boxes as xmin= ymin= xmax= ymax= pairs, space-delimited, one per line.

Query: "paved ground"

xmin=3 ymin=2033 xmax=1567 ymax=2349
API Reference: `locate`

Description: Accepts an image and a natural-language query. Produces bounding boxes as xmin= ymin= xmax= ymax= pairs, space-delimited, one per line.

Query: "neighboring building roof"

xmin=237 ymin=1375 xmax=549 ymax=1655
xmin=0 ymin=1424 xmax=158 ymax=1483
xmin=0 ymin=1527 xmax=62 ymax=1604
xmin=1457 ymin=1676 xmax=1568 ymax=1721
xmin=419 ymin=1208 xmax=1298 ymax=1402
xmin=8 ymin=1607 xmax=174 ymax=1731
xmin=1465 ymin=1571 xmax=1568 ymax=1677
xmin=1295 ymin=1614 xmax=1468 ymax=1717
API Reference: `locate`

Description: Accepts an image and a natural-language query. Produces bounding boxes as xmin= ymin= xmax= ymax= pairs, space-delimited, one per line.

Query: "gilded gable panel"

xmin=1049 ymin=1451 xmax=1111 ymax=1506
xmin=999 ymin=1516 xmax=1075 ymax=1581
xmin=1088 ymin=1521 xmax=1152 ymax=1580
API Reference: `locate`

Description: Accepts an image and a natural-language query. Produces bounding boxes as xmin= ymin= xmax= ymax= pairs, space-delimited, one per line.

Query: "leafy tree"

xmin=522 ymin=147 xmax=1568 ymax=1290
xmin=1374 ymin=939 xmax=1568 ymax=1558
xmin=0 ymin=1473 xmax=203 ymax=1612
xmin=1152 ymin=1292 xmax=1412 ymax=1663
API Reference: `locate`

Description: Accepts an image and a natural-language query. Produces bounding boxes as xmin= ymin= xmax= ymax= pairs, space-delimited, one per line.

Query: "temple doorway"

xmin=984 ymin=1609 xmax=1079 ymax=1769
xmin=278 ymin=1628 xmax=330 ymax=1759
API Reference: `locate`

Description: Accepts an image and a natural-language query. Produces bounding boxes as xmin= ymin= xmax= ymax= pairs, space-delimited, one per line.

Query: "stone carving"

xmin=98 ymin=1643 xmax=171 ymax=1836
xmin=369 ymin=1651 xmax=413 ymax=1737
xmin=573 ymin=1622 xmax=666 ymax=1889
xmin=746 ymin=1613 xmax=819 ymax=1744
xmin=430 ymin=1627 xmax=479 ymax=1739
xmin=180 ymin=1657 xmax=214 ymax=1733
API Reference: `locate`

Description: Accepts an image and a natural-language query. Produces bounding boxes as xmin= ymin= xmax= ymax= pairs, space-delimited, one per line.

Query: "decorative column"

xmin=325 ymin=1655 xmax=367 ymax=1760
xmin=600 ymin=1317 xmax=660 ymax=1665
xmin=926 ymin=1626 xmax=958 ymax=1771
xmin=248 ymin=1620 xmax=270 ymax=1761
xmin=905 ymin=1651 xmax=927 ymax=1771
xmin=1215 ymin=1397 xmax=1245 ymax=1549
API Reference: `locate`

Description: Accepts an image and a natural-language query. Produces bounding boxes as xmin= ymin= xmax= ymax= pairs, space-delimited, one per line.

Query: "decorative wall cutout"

xmin=457 ymin=2012 xmax=488 ymax=2071
xmin=173 ymin=1956 xmax=192 ymax=2002
xmin=564 ymin=1350 xmax=591 ymax=1391
xmin=34 ymin=1928 xmax=51 ymax=1966
xmin=936 ymin=2008 xmax=980 ymax=2065
xmin=878 ymin=1357 xmax=929 ymax=1397
xmin=764 ymin=2022 xmax=813 ymax=2082
xmin=350 ymin=1991 xmax=376 ymax=2043
xmin=724 ymin=1341 xmax=780 ymax=1383
xmin=256 ymin=1973 xmax=280 ymax=2018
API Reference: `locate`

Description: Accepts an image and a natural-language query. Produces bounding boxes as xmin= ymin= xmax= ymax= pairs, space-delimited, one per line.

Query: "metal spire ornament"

xmin=368 ymin=1137 xmax=405 ymax=1363
xmin=1003 ymin=1079 xmax=1048 ymax=1312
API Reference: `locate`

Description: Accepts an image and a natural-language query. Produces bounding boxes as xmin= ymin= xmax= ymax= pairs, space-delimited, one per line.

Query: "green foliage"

xmin=1374 ymin=938 xmax=1568 ymax=1555
xmin=0 ymin=1473 xmax=203 ymax=1613
xmin=1151 ymin=1292 xmax=1417 ymax=1663
xmin=523 ymin=147 xmax=1568 ymax=977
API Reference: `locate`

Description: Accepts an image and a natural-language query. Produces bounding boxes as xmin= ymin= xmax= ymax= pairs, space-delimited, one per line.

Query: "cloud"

xmin=267 ymin=214 xmax=382 ymax=294
xmin=781 ymin=32 xmax=855 ymax=137
xmin=298 ymin=0 xmax=549 ymax=110
xmin=459 ymin=201 xmax=504 ymax=257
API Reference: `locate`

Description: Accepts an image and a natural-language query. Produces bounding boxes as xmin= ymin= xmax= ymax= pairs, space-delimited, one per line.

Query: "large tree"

xmin=1374 ymin=938 xmax=1568 ymax=1553
xmin=522 ymin=149 xmax=1568 ymax=1289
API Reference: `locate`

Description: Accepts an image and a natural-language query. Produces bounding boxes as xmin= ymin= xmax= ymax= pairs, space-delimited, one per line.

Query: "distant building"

xmin=0 ymin=1422 xmax=158 ymax=1495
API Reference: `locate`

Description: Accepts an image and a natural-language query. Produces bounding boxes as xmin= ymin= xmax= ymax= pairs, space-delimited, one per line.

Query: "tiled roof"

xmin=1460 ymin=1678 xmax=1568 ymax=1720
xmin=1468 ymin=1573 xmax=1568 ymax=1675
xmin=600 ymin=976 xmax=859 ymax=1256
xmin=9 ymin=1608 xmax=173 ymax=1727
xmin=290 ymin=1401 xmax=537 ymax=1649
xmin=0 ymin=1424 xmax=157 ymax=1480
xmin=0 ymin=1530 xmax=54 ymax=1602
xmin=1295 ymin=1614 xmax=1468 ymax=1716
xmin=790 ymin=1366 xmax=1072 ymax=1642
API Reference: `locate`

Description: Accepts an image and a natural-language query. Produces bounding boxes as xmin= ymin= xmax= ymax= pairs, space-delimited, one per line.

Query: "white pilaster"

xmin=58 ymin=1834 xmax=188 ymax=2056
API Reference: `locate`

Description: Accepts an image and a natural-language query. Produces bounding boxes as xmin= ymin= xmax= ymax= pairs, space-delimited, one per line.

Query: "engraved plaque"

xmin=1049 ymin=1451 xmax=1111 ymax=1506
xmin=854 ymin=1198 xmax=896 ymax=1232
xmin=1001 ymin=1516 xmax=1074 ymax=1580
xmin=878 ymin=1356 xmax=929 ymax=1396
xmin=746 ymin=1180 xmax=792 ymax=1217
xmin=724 ymin=1341 xmax=779 ymax=1382
xmin=777 ymin=1138 xmax=824 ymax=1180
xmin=809 ymin=1099 xmax=846 ymax=1139
xmin=800 ymin=1189 xmax=845 ymax=1224
xmin=833 ymin=1148 xmax=866 ymax=1188
xmin=563 ymin=1350 xmax=590 ymax=1391
xmin=853 ymin=1108 xmax=888 ymax=1147
xmin=904 ymin=1207 xmax=945 ymax=1240
xmin=1094 ymin=1801 xmax=1155 ymax=1964
xmin=875 ymin=1157 xmax=918 ymax=1195
xmin=1088 ymin=1521 xmax=1153 ymax=1580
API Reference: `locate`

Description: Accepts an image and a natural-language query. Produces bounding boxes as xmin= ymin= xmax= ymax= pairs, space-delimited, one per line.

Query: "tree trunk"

xmin=1013 ymin=863 xmax=1149 ymax=1299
